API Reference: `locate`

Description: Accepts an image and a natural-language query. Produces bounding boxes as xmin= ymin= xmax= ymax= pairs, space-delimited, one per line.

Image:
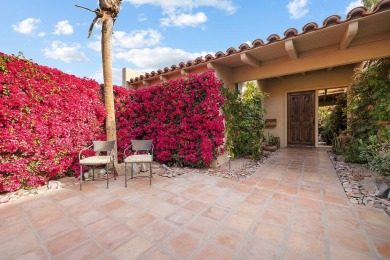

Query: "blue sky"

xmin=0 ymin=0 xmax=365 ymax=85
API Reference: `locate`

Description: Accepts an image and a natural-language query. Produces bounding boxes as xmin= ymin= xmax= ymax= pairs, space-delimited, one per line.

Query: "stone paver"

xmin=1 ymin=148 xmax=389 ymax=259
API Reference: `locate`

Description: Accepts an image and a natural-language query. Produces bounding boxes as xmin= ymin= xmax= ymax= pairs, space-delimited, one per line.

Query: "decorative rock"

xmin=47 ymin=180 xmax=63 ymax=190
xmin=375 ymin=183 xmax=389 ymax=198
xmin=99 ymin=169 xmax=106 ymax=176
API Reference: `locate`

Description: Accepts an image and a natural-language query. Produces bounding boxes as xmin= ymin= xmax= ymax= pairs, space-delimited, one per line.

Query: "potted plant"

xmin=263 ymin=134 xmax=278 ymax=152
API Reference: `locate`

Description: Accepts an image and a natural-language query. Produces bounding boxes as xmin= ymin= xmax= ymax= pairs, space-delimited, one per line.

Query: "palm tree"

xmin=362 ymin=0 xmax=379 ymax=12
xmin=76 ymin=0 xmax=122 ymax=163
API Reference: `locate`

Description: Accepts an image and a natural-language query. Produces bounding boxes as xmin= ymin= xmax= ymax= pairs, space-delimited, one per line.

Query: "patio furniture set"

xmin=78 ymin=140 xmax=153 ymax=190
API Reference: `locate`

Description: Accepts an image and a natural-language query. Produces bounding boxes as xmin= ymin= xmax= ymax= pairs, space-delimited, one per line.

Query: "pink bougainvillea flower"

xmin=367 ymin=105 xmax=374 ymax=109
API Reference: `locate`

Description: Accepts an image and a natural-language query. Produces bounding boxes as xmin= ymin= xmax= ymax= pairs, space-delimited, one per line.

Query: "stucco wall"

xmin=262 ymin=65 xmax=355 ymax=147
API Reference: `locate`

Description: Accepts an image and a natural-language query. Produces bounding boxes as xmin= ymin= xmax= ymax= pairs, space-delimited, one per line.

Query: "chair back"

xmin=131 ymin=140 xmax=152 ymax=152
xmin=93 ymin=141 xmax=115 ymax=152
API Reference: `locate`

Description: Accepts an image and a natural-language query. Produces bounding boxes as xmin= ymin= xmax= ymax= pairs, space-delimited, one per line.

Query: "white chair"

xmin=79 ymin=140 xmax=116 ymax=190
xmin=124 ymin=140 xmax=153 ymax=186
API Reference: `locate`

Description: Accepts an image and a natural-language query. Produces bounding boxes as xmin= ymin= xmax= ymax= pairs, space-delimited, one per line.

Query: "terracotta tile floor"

xmin=1 ymin=148 xmax=390 ymax=259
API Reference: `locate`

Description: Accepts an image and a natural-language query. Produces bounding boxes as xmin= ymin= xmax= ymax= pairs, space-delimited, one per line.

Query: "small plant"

xmin=267 ymin=134 xmax=279 ymax=147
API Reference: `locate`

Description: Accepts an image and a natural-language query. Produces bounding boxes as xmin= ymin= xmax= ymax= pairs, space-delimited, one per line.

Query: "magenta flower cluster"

xmin=0 ymin=53 xmax=106 ymax=192
xmin=114 ymin=71 xmax=225 ymax=168
xmin=0 ymin=53 xmax=225 ymax=192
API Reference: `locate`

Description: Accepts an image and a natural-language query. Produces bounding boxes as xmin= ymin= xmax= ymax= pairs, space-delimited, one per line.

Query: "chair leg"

xmin=80 ymin=165 xmax=83 ymax=191
xmin=106 ymin=164 xmax=109 ymax=189
xmin=125 ymin=163 xmax=127 ymax=188
xmin=93 ymin=166 xmax=95 ymax=181
xmin=131 ymin=163 xmax=133 ymax=179
xmin=113 ymin=161 xmax=116 ymax=180
xmin=149 ymin=162 xmax=152 ymax=186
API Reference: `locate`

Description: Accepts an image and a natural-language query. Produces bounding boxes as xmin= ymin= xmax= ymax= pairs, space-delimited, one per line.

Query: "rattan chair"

xmin=124 ymin=140 xmax=153 ymax=186
xmin=79 ymin=140 xmax=116 ymax=190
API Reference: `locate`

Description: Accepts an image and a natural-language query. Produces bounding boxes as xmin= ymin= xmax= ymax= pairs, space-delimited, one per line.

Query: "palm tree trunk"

xmin=101 ymin=17 xmax=118 ymax=162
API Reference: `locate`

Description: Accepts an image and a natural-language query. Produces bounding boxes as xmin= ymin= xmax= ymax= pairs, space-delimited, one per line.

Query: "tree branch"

xmin=75 ymin=4 xmax=104 ymax=38
xmin=75 ymin=5 xmax=100 ymax=14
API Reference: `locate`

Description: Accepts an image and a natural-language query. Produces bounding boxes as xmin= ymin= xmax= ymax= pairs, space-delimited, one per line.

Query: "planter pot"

xmin=262 ymin=145 xmax=277 ymax=152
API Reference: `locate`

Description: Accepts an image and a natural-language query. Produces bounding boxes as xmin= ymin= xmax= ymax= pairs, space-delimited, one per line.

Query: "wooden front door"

xmin=287 ymin=91 xmax=315 ymax=146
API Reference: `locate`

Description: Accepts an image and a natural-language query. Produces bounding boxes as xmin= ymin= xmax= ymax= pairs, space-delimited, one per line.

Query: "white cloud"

xmin=91 ymin=68 xmax=123 ymax=85
xmin=12 ymin=18 xmax=41 ymax=35
xmin=138 ymin=13 xmax=148 ymax=22
xmin=88 ymin=29 xmax=162 ymax=52
xmin=53 ymin=20 xmax=74 ymax=35
xmin=160 ymin=12 xmax=207 ymax=27
xmin=38 ymin=32 xmax=46 ymax=37
xmin=43 ymin=41 xmax=89 ymax=63
xmin=115 ymin=46 xmax=210 ymax=71
xmin=124 ymin=0 xmax=237 ymax=15
xmin=287 ymin=0 xmax=309 ymax=19
xmin=345 ymin=0 xmax=362 ymax=15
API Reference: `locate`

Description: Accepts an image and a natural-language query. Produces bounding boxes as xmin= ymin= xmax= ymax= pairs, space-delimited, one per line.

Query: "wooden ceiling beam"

xmin=340 ymin=21 xmax=359 ymax=50
xmin=240 ymin=53 xmax=261 ymax=67
xmin=285 ymin=39 xmax=298 ymax=60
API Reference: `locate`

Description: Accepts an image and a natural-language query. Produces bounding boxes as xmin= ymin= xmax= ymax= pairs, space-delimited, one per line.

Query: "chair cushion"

xmin=80 ymin=156 xmax=112 ymax=165
xmin=124 ymin=154 xmax=153 ymax=163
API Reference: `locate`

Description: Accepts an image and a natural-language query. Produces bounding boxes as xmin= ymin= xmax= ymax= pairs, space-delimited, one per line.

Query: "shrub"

xmin=0 ymin=53 xmax=106 ymax=192
xmin=345 ymin=58 xmax=390 ymax=174
xmin=320 ymin=94 xmax=347 ymax=145
xmin=222 ymin=81 xmax=266 ymax=159
xmin=115 ymin=71 xmax=225 ymax=167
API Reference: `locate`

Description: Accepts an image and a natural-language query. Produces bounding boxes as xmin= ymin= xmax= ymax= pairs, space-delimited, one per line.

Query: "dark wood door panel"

xmin=287 ymin=91 xmax=315 ymax=146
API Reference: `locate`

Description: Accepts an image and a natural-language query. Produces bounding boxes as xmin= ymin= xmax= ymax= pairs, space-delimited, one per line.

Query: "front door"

xmin=287 ymin=91 xmax=315 ymax=146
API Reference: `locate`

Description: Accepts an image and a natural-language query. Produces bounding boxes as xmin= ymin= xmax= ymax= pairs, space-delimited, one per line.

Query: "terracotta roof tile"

xmin=346 ymin=7 xmax=367 ymax=20
xmin=302 ymin=22 xmax=318 ymax=33
xmin=266 ymin=34 xmax=280 ymax=43
xmin=373 ymin=0 xmax=390 ymax=12
xmin=284 ymin=28 xmax=299 ymax=38
xmin=204 ymin=54 xmax=214 ymax=61
xmin=214 ymin=51 xmax=225 ymax=58
xmin=128 ymin=0 xmax=390 ymax=85
xmin=323 ymin=15 xmax=341 ymax=27
xmin=194 ymin=57 xmax=203 ymax=64
xmin=251 ymin=39 xmax=265 ymax=47
xmin=239 ymin=43 xmax=251 ymax=51
xmin=226 ymin=47 xmax=237 ymax=55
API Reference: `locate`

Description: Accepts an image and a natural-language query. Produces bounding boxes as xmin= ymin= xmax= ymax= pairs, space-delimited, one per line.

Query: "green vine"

xmin=222 ymin=81 xmax=267 ymax=160
xmin=344 ymin=58 xmax=390 ymax=175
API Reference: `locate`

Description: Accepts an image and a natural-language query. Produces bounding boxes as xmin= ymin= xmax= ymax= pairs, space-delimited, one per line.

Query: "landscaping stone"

xmin=330 ymin=152 xmax=390 ymax=216
xmin=375 ymin=183 xmax=390 ymax=198
xmin=0 ymin=180 xmax=65 ymax=204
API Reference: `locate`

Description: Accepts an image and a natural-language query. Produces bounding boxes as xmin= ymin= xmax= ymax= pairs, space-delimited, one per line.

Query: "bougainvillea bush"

xmin=0 ymin=52 xmax=225 ymax=192
xmin=345 ymin=58 xmax=390 ymax=174
xmin=0 ymin=53 xmax=106 ymax=192
xmin=115 ymin=71 xmax=225 ymax=167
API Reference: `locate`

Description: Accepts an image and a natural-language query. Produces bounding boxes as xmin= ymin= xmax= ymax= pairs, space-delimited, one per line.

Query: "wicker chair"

xmin=124 ymin=140 xmax=153 ymax=186
xmin=79 ymin=140 xmax=116 ymax=190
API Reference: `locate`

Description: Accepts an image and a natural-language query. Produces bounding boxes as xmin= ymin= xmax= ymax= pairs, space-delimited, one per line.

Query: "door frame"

xmin=285 ymin=90 xmax=318 ymax=147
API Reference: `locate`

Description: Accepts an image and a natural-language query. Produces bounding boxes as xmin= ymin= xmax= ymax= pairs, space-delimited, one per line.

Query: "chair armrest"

xmin=123 ymin=144 xmax=132 ymax=160
xmin=151 ymin=143 xmax=154 ymax=155
xmin=79 ymin=144 xmax=93 ymax=161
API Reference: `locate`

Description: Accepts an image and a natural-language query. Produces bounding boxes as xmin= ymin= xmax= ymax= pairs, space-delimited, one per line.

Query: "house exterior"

xmin=122 ymin=1 xmax=390 ymax=164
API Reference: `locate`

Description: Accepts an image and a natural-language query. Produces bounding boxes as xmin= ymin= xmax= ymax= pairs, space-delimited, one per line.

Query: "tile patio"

xmin=1 ymin=148 xmax=389 ymax=259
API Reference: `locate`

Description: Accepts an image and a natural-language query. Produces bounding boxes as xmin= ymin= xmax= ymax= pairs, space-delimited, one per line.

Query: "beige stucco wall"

xmin=262 ymin=65 xmax=355 ymax=147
